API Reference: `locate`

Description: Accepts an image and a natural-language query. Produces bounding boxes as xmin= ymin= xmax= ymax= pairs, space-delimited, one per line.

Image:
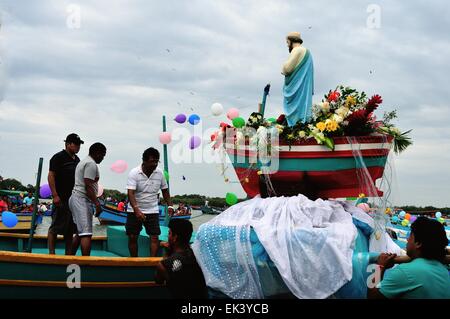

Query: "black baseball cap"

xmin=64 ymin=133 xmax=84 ymax=145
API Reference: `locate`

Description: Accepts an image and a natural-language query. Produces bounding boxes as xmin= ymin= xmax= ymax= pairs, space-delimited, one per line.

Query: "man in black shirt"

xmin=47 ymin=133 xmax=84 ymax=255
xmin=155 ymin=219 xmax=208 ymax=299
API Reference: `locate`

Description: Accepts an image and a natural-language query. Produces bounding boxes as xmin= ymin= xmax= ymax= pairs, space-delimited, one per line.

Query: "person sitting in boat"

xmin=0 ymin=196 xmax=9 ymax=212
xmin=23 ymin=192 xmax=34 ymax=207
xmin=117 ymin=199 xmax=125 ymax=212
xmin=156 ymin=219 xmax=208 ymax=299
xmin=281 ymin=31 xmax=314 ymax=126
xmin=368 ymin=217 xmax=450 ymax=299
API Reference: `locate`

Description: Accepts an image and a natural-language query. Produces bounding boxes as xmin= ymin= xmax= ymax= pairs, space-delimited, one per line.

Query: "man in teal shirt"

xmin=368 ymin=217 xmax=450 ymax=299
xmin=23 ymin=192 xmax=34 ymax=207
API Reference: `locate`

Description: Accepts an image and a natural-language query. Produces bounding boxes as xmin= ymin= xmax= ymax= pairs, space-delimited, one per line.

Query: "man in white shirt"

xmin=126 ymin=147 xmax=174 ymax=257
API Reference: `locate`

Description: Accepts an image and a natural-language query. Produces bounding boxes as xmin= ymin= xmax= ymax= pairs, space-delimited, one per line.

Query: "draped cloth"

xmin=283 ymin=49 xmax=314 ymax=126
xmin=192 ymin=195 xmax=358 ymax=299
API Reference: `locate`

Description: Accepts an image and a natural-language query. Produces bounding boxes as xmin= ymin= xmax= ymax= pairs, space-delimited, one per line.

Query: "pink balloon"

xmin=357 ymin=203 xmax=370 ymax=213
xmin=189 ymin=136 xmax=201 ymax=149
xmin=227 ymin=108 xmax=240 ymax=120
xmin=110 ymin=160 xmax=128 ymax=174
xmin=97 ymin=184 xmax=104 ymax=198
xmin=159 ymin=132 xmax=172 ymax=144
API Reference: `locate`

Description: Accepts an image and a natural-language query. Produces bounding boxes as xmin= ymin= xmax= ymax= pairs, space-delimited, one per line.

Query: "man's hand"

xmin=53 ymin=195 xmax=62 ymax=207
xmin=377 ymin=252 xmax=397 ymax=269
xmin=94 ymin=202 xmax=102 ymax=217
xmin=135 ymin=210 xmax=146 ymax=222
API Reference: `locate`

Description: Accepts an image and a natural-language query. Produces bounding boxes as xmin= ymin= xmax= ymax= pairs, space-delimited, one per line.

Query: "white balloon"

xmin=211 ymin=103 xmax=223 ymax=116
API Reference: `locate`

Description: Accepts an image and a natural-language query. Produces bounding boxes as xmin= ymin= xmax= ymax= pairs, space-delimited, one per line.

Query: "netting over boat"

xmin=346 ymin=135 xmax=402 ymax=253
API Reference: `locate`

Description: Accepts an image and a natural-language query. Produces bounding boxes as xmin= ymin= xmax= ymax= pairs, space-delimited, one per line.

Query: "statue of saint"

xmin=281 ymin=32 xmax=314 ymax=126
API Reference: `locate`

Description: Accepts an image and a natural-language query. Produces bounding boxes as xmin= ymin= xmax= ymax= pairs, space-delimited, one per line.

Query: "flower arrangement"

xmin=227 ymin=85 xmax=412 ymax=154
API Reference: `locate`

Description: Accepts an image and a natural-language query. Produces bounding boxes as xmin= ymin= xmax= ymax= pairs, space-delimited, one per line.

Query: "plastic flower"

xmin=321 ymin=101 xmax=330 ymax=113
xmin=327 ymin=91 xmax=340 ymax=102
xmin=332 ymin=114 xmax=344 ymax=124
xmin=298 ymin=130 xmax=306 ymax=138
xmin=325 ymin=119 xmax=339 ymax=132
xmin=316 ymin=122 xmax=326 ymax=132
xmin=345 ymin=96 xmax=356 ymax=107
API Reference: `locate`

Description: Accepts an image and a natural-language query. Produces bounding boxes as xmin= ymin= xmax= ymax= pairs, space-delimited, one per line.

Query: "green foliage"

xmin=0 ymin=178 xmax=32 ymax=192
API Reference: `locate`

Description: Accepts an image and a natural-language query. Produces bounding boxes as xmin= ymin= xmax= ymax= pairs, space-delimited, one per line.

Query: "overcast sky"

xmin=0 ymin=0 xmax=449 ymax=206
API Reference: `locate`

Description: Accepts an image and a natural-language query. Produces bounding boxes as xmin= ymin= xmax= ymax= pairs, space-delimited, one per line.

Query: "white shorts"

xmin=69 ymin=193 xmax=93 ymax=237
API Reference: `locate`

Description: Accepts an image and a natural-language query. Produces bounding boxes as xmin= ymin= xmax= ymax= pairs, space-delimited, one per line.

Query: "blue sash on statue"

xmin=283 ymin=49 xmax=314 ymax=126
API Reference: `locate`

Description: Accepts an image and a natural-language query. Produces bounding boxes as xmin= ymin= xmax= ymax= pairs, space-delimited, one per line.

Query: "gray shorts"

xmin=69 ymin=193 xmax=93 ymax=237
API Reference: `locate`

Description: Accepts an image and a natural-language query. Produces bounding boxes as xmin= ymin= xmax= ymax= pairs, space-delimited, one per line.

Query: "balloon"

xmin=163 ymin=170 xmax=169 ymax=182
xmin=174 ymin=114 xmax=187 ymax=124
xmin=401 ymin=219 xmax=409 ymax=227
xmin=189 ymin=136 xmax=201 ymax=149
xmin=110 ymin=160 xmax=128 ymax=174
xmin=97 ymin=184 xmax=104 ymax=198
xmin=404 ymin=213 xmax=411 ymax=221
xmin=225 ymin=192 xmax=238 ymax=206
xmin=159 ymin=132 xmax=172 ymax=144
xmin=232 ymin=117 xmax=245 ymax=128
xmin=399 ymin=211 xmax=406 ymax=218
xmin=392 ymin=216 xmax=399 ymax=223
xmin=211 ymin=103 xmax=223 ymax=116
xmin=226 ymin=108 xmax=240 ymax=120
xmin=188 ymin=114 xmax=201 ymax=125
xmin=267 ymin=117 xmax=277 ymax=123
xmin=438 ymin=217 xmax=445 ymax=224
xmin=39 ymin=184 xmax=52 ymax=198
xmin=357 ymin=203 xmax=370 ymax=213
xmin=409 ymin=215 xmax=417 ymax=223
xmin=1 ymin=211 xmax=18 ymax=228
xmin=435 ymin=212 xmax=442 ymax=219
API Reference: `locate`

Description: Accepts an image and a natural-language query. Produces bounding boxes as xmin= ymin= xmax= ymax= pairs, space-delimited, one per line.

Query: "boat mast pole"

xmin=162 ymin=115 xmax=171 ymax=226
xmin=26 ymin=157 xmax=43 ymax=253
xmin=259 ymin=83 xmax=271 ymax=117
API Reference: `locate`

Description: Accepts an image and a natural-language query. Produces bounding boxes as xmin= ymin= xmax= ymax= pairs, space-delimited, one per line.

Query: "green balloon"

xmin=232 ymin=117 xmax=245 ymax=128
xmin=267 ymin=117 xmax=276 ymax=123
xmin=225 ymin=192 xmax=238 ymax=206
xmin=164 ymin=170 xmax=170 ymax=182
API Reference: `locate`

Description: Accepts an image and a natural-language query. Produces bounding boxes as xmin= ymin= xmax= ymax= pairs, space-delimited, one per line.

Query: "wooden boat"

xmin=0 ymin=214 xmax=42 ymax=233
xmin=200 ymin=205 xmax=224 ymax=215
xmin=99 ymin=205 xmax=191 ymax=226
xmin=0 ymin=226 xmax=180 ymax=299
xmin=225 ymin=134 xmax=393 ymax=199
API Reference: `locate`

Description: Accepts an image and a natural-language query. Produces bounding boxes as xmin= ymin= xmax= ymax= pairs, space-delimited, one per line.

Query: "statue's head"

xmin=286 ymin=32 xmax=303 ymax=52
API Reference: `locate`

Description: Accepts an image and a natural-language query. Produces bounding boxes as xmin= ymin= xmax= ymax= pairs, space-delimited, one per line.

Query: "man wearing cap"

xmin=281 ymin=31 xmax=314 ymax=126
xmin=47 ymin=133 xmax=83 ymax=255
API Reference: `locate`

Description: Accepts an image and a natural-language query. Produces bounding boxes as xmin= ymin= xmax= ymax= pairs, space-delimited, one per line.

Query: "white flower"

xmin=298 ymin=130 xmax=306 ymax=138
xmin=336 ymin=107 xmax=349 ymax=117
xmin=333 ymin=114 xmax=344 ymax=123
xmin=321 ymin=101 xmax=330 ymax=113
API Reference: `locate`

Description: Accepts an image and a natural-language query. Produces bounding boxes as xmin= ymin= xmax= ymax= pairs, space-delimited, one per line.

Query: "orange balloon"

xmin=404 ymin=213 xmax=411 ymax=220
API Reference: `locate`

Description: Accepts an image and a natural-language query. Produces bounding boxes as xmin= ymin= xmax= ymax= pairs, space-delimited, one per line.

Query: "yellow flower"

xmin=316 ymin=122 xmax=326 ymax=132
xmin=287 ymin=133 xmax=295 ymax=140
xmin=345 ymin=96 xmax=356 ymax=107
xmin=298 ymin=130 xmax=306 ymax=138
xmin=358 ymin=193 xmax=365 ymax=198
xmin=325 ymin=119 xmax=339 ymax=132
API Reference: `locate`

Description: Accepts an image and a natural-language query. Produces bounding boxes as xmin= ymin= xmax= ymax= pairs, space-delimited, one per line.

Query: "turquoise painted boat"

xmin=0 ymin=225 xmax=196 ymax=299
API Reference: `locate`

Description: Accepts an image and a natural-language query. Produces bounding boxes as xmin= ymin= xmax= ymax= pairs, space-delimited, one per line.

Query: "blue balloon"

xmin=188 ymin=114 xmax=201 ymax=125
xmin=435 ymin=212 xmax=442 ymax=219
xmin=392 ymin=216 xmax=399 ymax=223
xmin=1 ymin=211 xmax=18 ymax=228
xmin=399 ymin=211 xmax=406 ymax=218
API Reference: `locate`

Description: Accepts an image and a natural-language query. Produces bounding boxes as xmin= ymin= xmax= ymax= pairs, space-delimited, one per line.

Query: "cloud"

xmin=0 ymin=0 xmax=449 ymax=206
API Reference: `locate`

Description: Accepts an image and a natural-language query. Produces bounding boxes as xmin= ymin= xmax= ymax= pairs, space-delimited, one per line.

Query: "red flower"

xmin=327 ymin=91 xmax=341 ymax=102
xmin=365 ymin=94 xmax=382 ymax=115
xmin=276 ymin=114 xmax=286 ymax=124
